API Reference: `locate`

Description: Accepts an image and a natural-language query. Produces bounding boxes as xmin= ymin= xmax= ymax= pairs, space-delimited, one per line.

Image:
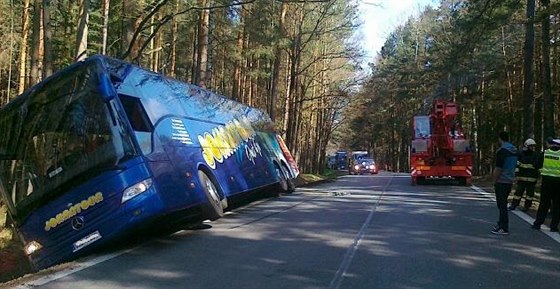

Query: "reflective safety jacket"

xmin=516 ymin=149 xmax=540 ymax=183
xmin=541 ymin=148 xmax=560 ymax=178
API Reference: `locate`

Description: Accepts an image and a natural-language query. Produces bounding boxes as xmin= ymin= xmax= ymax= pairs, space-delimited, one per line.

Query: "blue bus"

xmin=0 ymin=55 xmax=299 ymax=270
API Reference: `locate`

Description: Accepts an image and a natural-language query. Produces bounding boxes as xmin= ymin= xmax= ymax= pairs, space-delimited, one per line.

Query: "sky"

xmin=358 ymin=0 xmax=438 ymax=62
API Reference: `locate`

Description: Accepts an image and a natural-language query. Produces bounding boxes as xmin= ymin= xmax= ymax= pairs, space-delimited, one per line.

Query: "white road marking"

xmin=329 ymin=176 xmax=394 ymax=289
xmin=471 ymin=185 xmax=560 ymax=243
xmin=11 ymin=249 xmax=134 ymax=289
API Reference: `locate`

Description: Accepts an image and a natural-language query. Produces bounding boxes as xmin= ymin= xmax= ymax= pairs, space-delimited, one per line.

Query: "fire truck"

xmin=410 ymin=100 xmax=473 ymax=185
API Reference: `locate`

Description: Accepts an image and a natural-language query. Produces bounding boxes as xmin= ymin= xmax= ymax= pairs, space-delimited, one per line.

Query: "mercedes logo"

xmin=71 ymin=216 xmax=85 ymax=230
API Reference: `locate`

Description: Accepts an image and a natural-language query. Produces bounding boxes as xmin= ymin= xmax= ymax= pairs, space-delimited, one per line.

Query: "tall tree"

xmin=42 ymin=0 xmax=53 ymax=77
xmin=75 ymin=0 xmax=90 ymax=61
xmin=17 ymin=0 xmax=31 ymax=94
xmin=540 ymin=0 xmax=554 ymax=139
xmin=269 ymin=1 xmax=287 ymax=122
xmin=29 ymin=0 xmax=43 ymax=85
xmin=195 ymin=0 xmax=210 ymax=88
xmin=101 ymin=0 xmax=110 ymax=55
xmin=522 ymin=0 xmax=536 ymax=138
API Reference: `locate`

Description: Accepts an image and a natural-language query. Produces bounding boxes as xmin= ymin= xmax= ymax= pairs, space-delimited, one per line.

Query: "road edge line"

xmin=471 ymin=185 xmax=560 ymax=243
xmin=11 ymin=248 xmax=134 ymax=289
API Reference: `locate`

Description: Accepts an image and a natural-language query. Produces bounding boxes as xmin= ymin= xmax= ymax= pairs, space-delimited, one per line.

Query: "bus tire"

xmin=282 ymin=164 xmax=296 ymax=193
xmin=198 ymin=170 xmax=224 ymax=221
xmin=275 ymin=164 xmax=293 ymax=194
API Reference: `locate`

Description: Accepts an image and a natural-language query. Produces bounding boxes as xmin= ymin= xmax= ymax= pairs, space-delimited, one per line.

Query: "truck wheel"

xmin=198 ymin=170 xmax=224 ymax=221
xmin=458 ymin=177 xmax=471 ymax=186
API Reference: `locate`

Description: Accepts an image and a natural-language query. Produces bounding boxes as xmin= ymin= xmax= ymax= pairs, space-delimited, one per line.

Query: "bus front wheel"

xmin=198 ymin=170 xmax=225 ymax=221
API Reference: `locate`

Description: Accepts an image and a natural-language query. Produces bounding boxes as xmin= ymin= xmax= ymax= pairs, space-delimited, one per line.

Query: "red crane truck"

xmin=410 ymin=100 xmax=473 ymax=185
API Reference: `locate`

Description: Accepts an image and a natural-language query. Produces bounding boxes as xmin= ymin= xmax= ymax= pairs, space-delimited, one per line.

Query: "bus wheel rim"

xmin=277 ymin=167 xmax=288 ymax=191
xmin=204 ymin=175 xmax=220 ymax=204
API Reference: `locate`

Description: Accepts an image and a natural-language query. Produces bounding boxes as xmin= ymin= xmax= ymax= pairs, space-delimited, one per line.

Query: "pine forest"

xmin=0 ymin=0 xmax=560 ymax=177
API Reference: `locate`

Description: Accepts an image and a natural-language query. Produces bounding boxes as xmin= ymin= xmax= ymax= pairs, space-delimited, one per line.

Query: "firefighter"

xmin=532 ymin=138 xmax=560 ymax=232
xmin=508 ymin=138 xmax=540 ymax=211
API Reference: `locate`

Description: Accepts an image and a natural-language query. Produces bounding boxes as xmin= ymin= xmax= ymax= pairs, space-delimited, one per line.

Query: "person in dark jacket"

xmin=492 ymin=131 xmax=518 ymax=235
xmin=532 ymin=138 xmax=560 ymax=232
xmin=509 ymin=138 xmax=540 ymax=211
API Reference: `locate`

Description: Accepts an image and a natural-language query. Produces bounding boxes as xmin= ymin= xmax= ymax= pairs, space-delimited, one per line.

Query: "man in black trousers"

xmin=532 ymin=138 xmax=560 ymax=232
xmin=492 ymin=131 xmax=518 ymax=235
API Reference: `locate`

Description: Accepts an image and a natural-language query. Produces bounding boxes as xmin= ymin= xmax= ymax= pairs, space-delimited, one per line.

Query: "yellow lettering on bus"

xmin=94 ymin=192 xmax=104 ymax=202
xmin=197 ymin=117 xmax=257 ymax=169
xmin=198 ymin=134 xmax=216 ymax=169
xmin=227 ymin=122 xmax=243 ymax=147
xmin=43 ymin=192 xmax=105 ymax=231
xmin=205 ymin=132 xmax=223 ymax=164
xmin=216 ymin=127 xmax=233 ymax=158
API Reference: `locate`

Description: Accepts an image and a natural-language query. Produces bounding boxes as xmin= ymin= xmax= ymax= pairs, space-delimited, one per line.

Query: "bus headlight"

xmin=24 ymin=241 xmax=43 ymax=255
xmin=121 ymin=178 xmax=153 ymax=203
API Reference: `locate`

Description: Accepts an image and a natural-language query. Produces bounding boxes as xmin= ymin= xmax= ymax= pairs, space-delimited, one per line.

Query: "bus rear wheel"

xmin=276 ymin=164 xmax=294 ymax=194
xmin=198 ymin=170 xmax=224 ymax=221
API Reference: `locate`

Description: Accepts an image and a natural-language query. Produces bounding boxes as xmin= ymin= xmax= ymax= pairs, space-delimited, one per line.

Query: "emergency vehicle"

xmin=410 ymin=100 xmax=473 ymax=185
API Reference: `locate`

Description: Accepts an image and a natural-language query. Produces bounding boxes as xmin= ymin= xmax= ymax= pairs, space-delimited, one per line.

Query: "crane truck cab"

xmin=410 ymin=100 xmax=472 ymax=185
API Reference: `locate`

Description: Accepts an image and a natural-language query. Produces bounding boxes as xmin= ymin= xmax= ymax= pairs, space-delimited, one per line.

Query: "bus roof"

xmin=1 ymin=55 xmax=274 ymax=131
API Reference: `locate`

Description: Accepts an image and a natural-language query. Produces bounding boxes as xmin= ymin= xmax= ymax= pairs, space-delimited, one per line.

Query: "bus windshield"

xmin=0 ymin=63 xmax=136 ymax=222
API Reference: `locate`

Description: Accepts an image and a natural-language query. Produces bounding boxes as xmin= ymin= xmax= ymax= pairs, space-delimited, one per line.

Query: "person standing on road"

xmin=509 ymin=138 xmax=540 ymax=212
xmin=492 ymin=131 xmax=518 ymax=235
xmin=532 ymin=138 xmax=560 ymax=232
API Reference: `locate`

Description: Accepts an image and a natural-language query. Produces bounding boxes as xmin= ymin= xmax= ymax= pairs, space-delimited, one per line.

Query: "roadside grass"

xmin=0 ymin=205 xmax=12 ymax=250
xmin=1 ymin=204 xmax=34 ymax=284
xmin=295 ymin=169 xmax=343 ymax=186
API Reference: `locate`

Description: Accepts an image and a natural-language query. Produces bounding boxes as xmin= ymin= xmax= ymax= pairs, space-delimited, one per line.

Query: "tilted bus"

xmin=0 ymin=55 xmax=299 ymax=270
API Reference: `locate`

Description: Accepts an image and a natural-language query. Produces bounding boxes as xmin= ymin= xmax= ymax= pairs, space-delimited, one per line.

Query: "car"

xmin=349 ymin=158 xmax=378 ymax=175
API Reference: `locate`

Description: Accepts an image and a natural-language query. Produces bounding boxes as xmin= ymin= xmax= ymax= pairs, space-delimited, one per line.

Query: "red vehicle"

xmin=410 ymin=100 xmax=473 ymax=185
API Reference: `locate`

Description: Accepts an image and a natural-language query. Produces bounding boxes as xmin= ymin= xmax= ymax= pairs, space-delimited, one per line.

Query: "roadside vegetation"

xmin=1 ymin=203 xmax=32 ymax=284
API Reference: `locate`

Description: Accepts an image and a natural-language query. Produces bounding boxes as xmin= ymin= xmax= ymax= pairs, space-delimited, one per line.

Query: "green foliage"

xmin=345 ymin=0 xmax=550 ymax=175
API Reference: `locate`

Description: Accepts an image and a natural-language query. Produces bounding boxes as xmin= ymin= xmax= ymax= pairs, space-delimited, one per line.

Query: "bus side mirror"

xmin=97 ymin=74 xmax=115 ymax=101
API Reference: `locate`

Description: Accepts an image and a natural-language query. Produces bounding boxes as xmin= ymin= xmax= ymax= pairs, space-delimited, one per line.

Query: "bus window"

xmin=119 ymin=94 xmax=153 ymax=155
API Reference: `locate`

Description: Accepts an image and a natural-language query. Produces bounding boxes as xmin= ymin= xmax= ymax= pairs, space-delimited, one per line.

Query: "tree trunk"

xmin=269 ymin=1 xmax=286 ymax=122
xmin=101 ymin=0 xmax=110 ymax=55
xmin=195 ymin=0 xmax=210 ymax=88
xmin=232 ymin=21 xmax=244 ymax=101
xmin=522 ymin=0 xmax=535 ymax=138
xmin=75 ymin=0 xmax=89 ymax=61
xmin=6 ymin=0 xmax=15 ymax=102
xmin=121 ymin=1 xmax=142 ymax=61
xmin=541 ymin=0 xmax=554 ymax=140
xmin=42 ymin=0 xmax=53 ymax=77
xmin=169 ymin=0 xmax=179 ymax=77
xmin=30 ymin=0 xmax=43 ymax=86
xmin=18 ymin=0 xmax=31 ymax=95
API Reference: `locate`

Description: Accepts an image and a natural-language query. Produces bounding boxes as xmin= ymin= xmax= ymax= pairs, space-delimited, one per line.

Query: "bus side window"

xmin=119 ymin=94 xmax=154 ymax=154
xmin=119 ymin=95 xmax=153 ymax=132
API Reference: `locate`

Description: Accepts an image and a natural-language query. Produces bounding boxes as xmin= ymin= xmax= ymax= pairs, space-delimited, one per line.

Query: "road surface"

xmin=3 ymin=172 xmax=560 ymax=289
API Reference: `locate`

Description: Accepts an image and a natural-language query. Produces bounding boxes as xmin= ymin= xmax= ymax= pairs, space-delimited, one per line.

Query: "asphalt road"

xmin=3 ymin=172 xmax=560 ymax=289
